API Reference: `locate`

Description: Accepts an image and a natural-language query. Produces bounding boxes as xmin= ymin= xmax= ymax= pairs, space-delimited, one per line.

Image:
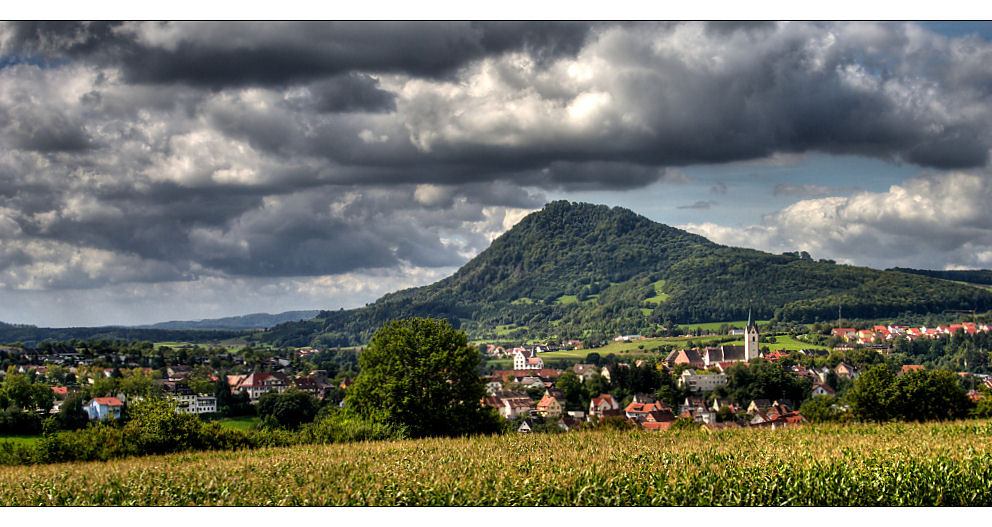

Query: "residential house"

xmin=589 ymin=393 xmax=621 ymax=419
xmin=811 ymin=383 xmax=836 ymax=397
xmin=833 ymin=362 xmax=859 ymax=380
xmin=162 ymin=381 xmax=217 ymax=415
xmin=536 ymin=393 xmax=564 ymax=418
xmin=678 ymin=370 xmax=728 ymax=392
xmin=831 ymin=328 xmax=857 ymax=340
xmin=689 ymin=407 xmax=717 ymax=424
xmin=680 ymin=396 xmax=708 ymax=415
xmin=512 ymin=348 xmax=544 ymax=370
xmin=234 ymin=371 xmax=290 ymax=403
xmin=747 ymin=399 xmax=772 ymax=414
xmin=641 ymin=414 xmax=675 ymax=431
xmin=665 ymin=348 xmax=705 ymax=369
xmin=624 ymin=401 xmax=672 ymax=422
xmin=572 ymin=364 xmax=599 ymax=383
xmin=488 ymin=391 xmax=535 ymax=420
xmin=292 ymin=376 xmax=331 ymax=399
xmin=710 ymin=398 xmax=740 ymax=413
xmin=85 ymin=397 xmax=123 ymax=421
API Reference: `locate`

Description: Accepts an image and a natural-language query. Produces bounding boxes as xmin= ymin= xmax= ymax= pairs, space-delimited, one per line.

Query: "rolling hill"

xmin=255 ymin=201 xmax=992 ymax=347
xmin=135 ymin=310 xmax=321 ymax=330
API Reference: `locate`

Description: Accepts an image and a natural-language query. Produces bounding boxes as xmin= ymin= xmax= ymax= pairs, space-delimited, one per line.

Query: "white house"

xmin=512 ymin=348 xmax=544 ymax=370
xmin=678 ymin=370 xmax=728 ymax=392
xmin=85 ymin=397 xmax=123 ymax=421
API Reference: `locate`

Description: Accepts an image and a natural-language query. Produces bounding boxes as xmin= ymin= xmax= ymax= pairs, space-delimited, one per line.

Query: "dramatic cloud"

xmin=4 ymin=21 xmax=992 ymax=324
xmin=682 ymin=171 xmax=992 ymax=270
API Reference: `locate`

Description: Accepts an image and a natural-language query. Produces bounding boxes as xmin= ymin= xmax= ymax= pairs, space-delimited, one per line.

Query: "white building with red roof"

xmin=235 ymin=371 xmax=290 ymax=402
xmin=512 ymin=348 xmax=544 ymax=370
xmin=85 ymin=397 xmax=123 ymax=421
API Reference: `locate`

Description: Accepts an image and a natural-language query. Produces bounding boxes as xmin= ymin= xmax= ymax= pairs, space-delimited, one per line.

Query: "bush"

xmin=300 ymin=413 xmax=408 ymax=444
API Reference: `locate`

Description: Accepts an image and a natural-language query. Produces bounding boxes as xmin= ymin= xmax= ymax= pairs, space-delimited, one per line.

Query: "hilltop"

xmin=256 ymin=201 xmax=992 ymax=347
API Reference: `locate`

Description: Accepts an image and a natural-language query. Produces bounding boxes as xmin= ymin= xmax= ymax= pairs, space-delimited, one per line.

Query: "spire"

xmin=747 ymin=307 xmax=752 ymax=330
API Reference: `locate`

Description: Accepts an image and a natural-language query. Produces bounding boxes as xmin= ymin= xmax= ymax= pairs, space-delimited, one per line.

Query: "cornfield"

xmin=1 ymin=420 xmax=991 ymax=506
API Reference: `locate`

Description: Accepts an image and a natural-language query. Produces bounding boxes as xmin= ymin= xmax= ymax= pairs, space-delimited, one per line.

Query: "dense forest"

xmin=887 ymin=267 xmax=992 ymax=286
xmin=255 ymin=201 xmax=992 ymax=347
xmin=0 ymin=324 xmax=249 ymax=347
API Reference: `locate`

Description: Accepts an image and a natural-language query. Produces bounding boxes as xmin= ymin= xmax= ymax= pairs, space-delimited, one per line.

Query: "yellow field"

xmin=2 ymin=420 xmax=991 ymax=505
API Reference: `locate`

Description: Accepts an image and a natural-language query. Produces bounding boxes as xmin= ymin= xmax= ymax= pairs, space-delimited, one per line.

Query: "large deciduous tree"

xmin=345 ymin=318 xmax=500 ymax=438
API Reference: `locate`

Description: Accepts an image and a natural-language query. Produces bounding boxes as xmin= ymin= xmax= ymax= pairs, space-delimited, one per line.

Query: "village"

xmin=2 ymin=319 xmax=991 ymax=436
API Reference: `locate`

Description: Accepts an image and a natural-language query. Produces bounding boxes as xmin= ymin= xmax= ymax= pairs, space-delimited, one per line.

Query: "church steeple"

xmin=744 ymin=307 xmax=759 ymax=361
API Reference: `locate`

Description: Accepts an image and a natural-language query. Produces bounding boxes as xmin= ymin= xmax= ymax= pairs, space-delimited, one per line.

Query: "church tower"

xmin=744 ymin=309 xmax=759 ymax=361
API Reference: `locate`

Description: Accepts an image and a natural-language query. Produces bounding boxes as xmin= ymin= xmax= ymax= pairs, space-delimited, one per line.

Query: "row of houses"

xmin=832 ymin=322 xmax=991 ymax=345
xmin=497 ymin=386 xmax=808 ymax=433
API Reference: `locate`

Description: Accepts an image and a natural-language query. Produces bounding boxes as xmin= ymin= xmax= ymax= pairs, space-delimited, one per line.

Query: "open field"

xmin=764 ymin=334 xmax=831 ymax=351
xmin=0 ymin=435 xmax=41 ymax=448
xmin=215 ymin=416 xmax=260 ymax=432
xmin=1 ymin=420 xmax=991 ymax=505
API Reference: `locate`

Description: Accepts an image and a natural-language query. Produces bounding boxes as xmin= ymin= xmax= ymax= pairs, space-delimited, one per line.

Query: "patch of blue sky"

xmin=921 ymin=21 xmax=992 ymax=41
xmin=0 ymin=54 xmax=68 ymax=71
xmin=549 ymin=154 xmax=923 ymax=228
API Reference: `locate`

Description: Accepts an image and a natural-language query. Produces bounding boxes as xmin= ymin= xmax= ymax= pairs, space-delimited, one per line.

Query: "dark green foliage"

xmin=848 ymin=365 xmax=972 ymax=422
xmin=253 ymin=201 xmax=992 ymax=346
xmin=889 ymin=267 xmax=992 ymax=285
xmin=256 ymin=389 xmax=319 ymax=430
xmin=346 ymin=318 xmax=501 ymax=438
xmin=799 ymin=395 xmax=844 ymax=423
xmin=724 ymin=359 xmax=811 ymax=405
xmin=56 ymin=393 xmax=89 ymax=431
xmin=0 ymin=327 xmax=247 ymax=348
xmin=846 ymin=364 xmax=899 ymax=422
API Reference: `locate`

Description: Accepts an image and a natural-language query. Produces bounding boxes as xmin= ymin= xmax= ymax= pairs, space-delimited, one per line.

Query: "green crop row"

xmin=1 ymin=420 xmax=991 ymax=506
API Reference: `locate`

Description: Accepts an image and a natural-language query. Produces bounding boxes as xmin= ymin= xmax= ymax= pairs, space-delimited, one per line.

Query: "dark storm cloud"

xmin=306 ymin=74 xmax=396 ymax=114
xmin=4 ymin=21 xmax=596 ymax=87
xmin=7 ymin=21 xmax=992 ymax=294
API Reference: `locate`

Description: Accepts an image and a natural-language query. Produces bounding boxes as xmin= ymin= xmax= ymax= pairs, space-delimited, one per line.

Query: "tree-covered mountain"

xmin=886 ymin=268 xmax=992 ymax=286
xmin=253 ymin=201 xmax=992 ymax=347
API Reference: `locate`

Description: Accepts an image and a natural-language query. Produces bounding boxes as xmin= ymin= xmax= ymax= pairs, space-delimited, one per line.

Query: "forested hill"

xmin=256 ymin=201 xmax=992 ymax=347
xmin=887 ymin=268 xmax=992 ymax=286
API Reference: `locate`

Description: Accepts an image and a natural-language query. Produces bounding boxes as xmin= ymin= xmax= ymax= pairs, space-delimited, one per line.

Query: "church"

xmin=700 ymin=312 xmax=760 ymax=367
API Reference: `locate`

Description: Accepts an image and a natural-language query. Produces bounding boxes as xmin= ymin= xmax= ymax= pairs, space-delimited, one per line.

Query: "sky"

xmin=4 ymin=20 xmax=992 ymax=326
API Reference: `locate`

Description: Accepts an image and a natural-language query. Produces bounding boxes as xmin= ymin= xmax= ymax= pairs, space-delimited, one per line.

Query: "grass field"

xmin=216 ymin=416 xmax=260 ymax=432
xmin=2 ymin=420 xmax=991 ymax=505
xmin=0 ymin=435 xmax=41 ymax=448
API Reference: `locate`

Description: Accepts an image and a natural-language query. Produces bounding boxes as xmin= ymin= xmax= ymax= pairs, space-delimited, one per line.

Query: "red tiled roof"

xmin=91 ymin=397 xmax=123 ymax=406
xmin=641 ymin=421 xmax=673 ymax=431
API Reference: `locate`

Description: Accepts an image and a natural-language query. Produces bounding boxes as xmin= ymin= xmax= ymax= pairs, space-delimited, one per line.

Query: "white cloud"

xmin=682 ymin=171 xmax=992 ymax=269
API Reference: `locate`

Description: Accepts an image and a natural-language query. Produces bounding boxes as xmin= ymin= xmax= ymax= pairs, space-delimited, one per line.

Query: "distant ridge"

xmin=135 ymin=310 xmax=321 ymax=330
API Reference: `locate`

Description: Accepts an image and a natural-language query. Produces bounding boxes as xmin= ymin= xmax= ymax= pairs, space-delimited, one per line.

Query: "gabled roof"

xmin=811 ymin=383 xmax=836 ymax=395
xmin=590 ymin=393 xmax=618 ymax=410
xmin=90 ymin=397 xmax=123 ymax=407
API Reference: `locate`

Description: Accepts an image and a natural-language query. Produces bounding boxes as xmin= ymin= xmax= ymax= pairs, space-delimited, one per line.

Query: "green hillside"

xmin=256 ymin=201 xmax=992 ymax=347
